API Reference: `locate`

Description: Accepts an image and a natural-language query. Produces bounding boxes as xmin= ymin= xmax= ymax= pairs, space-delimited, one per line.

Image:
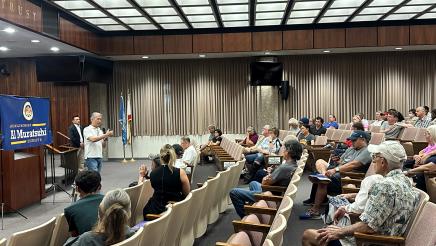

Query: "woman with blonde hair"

xmin=70 ymin=189 xmax=133 ymax=246
xmin=142 ymin=144 xmax=190 ymax=218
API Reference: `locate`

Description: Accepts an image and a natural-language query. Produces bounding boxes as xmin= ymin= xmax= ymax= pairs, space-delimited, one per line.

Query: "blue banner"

xmin=0 ymin=95 xmax=52 ymax=150
xmin=119 ymin=95 xmax=127 ymax=145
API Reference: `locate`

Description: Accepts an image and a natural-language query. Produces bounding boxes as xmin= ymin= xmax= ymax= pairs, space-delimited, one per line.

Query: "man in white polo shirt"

xmin=83 ymin=112 xmax=113 ymax=173
xmin=180 ymin=136 xmax=197 ymax=174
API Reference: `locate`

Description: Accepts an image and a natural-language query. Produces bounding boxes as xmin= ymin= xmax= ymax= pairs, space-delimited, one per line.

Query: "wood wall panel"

xmin=59 ymin=18 xmax=98 ymax=53
xmin=252 ymin=31 xmax=282 ymax=51
xmin=0 ymin=0 xmax=42 ymax=32
xmin=134 ymin=35 xmax=163 ymax=54
xmin=193 ymin=34 xmax=222 ymax=53
xmin=223 ymin=33 xmax=252 ymax=52
xmin=314 ymin=28 xmax=345 ymax=48
xmin=410 ymin=25 xmax=436 ymax=45
xmin=346 ymin=27 xmax=377 ymax=47
xmin=378 ymin=26 xmax=410 ymax=46
xmin=164 ymin=35 xmax=193 ymax=54
xmin=283 ymin=30 xmax=314 ymax=50
xmin=0 ymin=59 xmax=89 ymax=147
xmin=100 ymin=36 xmax=135 ymax=55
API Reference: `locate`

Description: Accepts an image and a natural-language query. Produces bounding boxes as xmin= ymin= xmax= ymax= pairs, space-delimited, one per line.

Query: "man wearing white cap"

xmin=302 ymin=141 xmax=419 ymax=246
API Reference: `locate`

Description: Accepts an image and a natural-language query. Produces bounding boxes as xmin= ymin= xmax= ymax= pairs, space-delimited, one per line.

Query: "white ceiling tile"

xmin=369 ymin=0 xmax=403 ymax=6
xmin=219 ymin=4 xmax=249 ymax=13
xmin=152 ymin=16 xmax=183 ymax=23
xmin=160 ymin=23 xmax=188 ymax=29
xmin=144 ymin=7 xmax=177 ymax=15
xmin=221 ymin=13 xmax=249 ymax=21
xmin=98 ymin=25 xmax=127 ymax=31
xmin=223 ymin=20 xmax=249 ymax=27
xmin=186 ymin=15 xmax=216 ymax=22
xmin=85 ymin=18 xmax=118 ymax=25
xmin=360 ymin=6 xmax=394 ymax=15
xmin=318 ymin=16 xmax=348 ymax=23
xmin=71 ymin=9 xmax=107 ymax=18
xmin=176 ymin=0 xmax=209 ymax=6
xmin=134 ymin=0 xmax=171 ymax=7
xmin=289 ymin=9 xmax=321 ymax=18
xmin=54 ymin=1 xmax=94 ymax=10
xmin=293 ymin=1 xmax=326 ymax=10
xmin=93 ymin=0 xmax=132 ymax=8
xmin=217 ymin=0 xmax=248 ymax=3
xmin=395 ymin=5 xmax=431 ymax=13
xmin=256 ymin=19 xmax=281 ymax=26
xmin=287 ymin=18 xmax=314 ymax=24
xmin=408 ymin=0 xmax=436 ymax=4
xmin=330 ymin=0 xmax=365 ymax=8
xmin=182 ymin=6 xmax=213 ymax=14
xmin=107 ymin=8 xmax=141 ymax=17
xmin=119 ymin=17 xmax=150 ymax=24
xmin=191 ymin=22 xmax=218 ymax=28
xmin=351 ymin=15 xmax=383 ymax=21
xmin=256 ymin=2 xmax=287 ymax=12
xmin=418 ymin=12 xmax=436 ymax=19
xmin=383 ymin=13 xmax=417 ymax=20
xmin=256 ymin=12 xmax=284 ymax=19
xmin=324 ymin=8 xmax=356 ymax=16
xmin=129 ymin=24 xmax=157 ymax=30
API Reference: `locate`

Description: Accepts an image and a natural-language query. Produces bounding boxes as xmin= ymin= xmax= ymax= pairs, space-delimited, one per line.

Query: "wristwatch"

xmin=335 ymin=166 xmax=340 ymax=172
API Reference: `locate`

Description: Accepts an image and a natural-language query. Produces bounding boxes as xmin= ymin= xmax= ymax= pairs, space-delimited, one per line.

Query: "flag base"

xmin=130 ymin=158 xmax=135 ymax=162
xmin=122 ymin=159 xmax=128 ymax=163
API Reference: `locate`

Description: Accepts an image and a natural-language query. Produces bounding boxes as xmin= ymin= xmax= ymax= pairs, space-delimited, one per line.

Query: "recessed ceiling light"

xmin=31 ymin=39 xmax=40 ymax=43
xmin=50 ymin=47 xmax=60 ymax=52
xmin=323 ymin=50 xmax=331 ymax=53
xmin=3 ymin=27 xmax=15 ymax=33
xmin=0 ymin=46 xmax=9 ymax=51
xmin=264 ymin=51 xmax=271 ymax=55
xmin=141 ymin=56 xmax=149 ymax=59
xmin=199 ymin=54 xmax=206 ymax=58
xmin=395 ymin=47 xmax=403 ymax=50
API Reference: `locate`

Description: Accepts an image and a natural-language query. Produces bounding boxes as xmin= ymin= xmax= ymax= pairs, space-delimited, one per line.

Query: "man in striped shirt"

xmin=414 ymin=106 xmax=431 ymax=128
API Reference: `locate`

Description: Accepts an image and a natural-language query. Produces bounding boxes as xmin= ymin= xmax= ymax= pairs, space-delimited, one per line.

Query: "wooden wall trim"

xmin=346 ymin=27 xmax=377 ymax=48
xmin=223 ymin=33 xmax=252 ymax=52
xmin=252 ymin=31 xmax=282 ymax=51
xmin=378 ymin=26 xmax=410 ymax=46
xmin=59 ymin=17 xmax=99 ymax=53
xmin=314 ymin=28 xmax=345 ymax=49
xmin=283 ymin=30 xmax=314 ymax=50
xmin=410 ymin=25 xmax=436 ymax=45
xmin=163 ymin=35 xmax=193 ymax=54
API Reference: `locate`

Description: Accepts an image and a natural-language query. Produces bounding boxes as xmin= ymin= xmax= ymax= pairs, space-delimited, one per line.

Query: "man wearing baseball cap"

xmin=302 ymin=141 xmax=419 ymax=246
xmin=301 ymin=130 xmax=372 ymax=219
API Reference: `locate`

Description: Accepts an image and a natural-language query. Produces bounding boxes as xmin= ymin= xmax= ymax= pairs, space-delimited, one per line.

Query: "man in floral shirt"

xmin=302 ymin=141 xmax=419 ymax=246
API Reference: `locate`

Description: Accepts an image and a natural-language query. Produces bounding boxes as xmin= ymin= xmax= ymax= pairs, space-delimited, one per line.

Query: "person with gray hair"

xmin=302 ymin=141 xmax=419 ymax=246
xmin=288 ymin=118 xmax=300 ymax=135
xmin=83 ymin=112 xmax=113 ymax=173
xmin=414 ymin=106 xmax=431 ymax=128
xmin=239 ymin=126 xmax=259 ymax=147
xmin=230 ymin=139 xmax=303 ymax=218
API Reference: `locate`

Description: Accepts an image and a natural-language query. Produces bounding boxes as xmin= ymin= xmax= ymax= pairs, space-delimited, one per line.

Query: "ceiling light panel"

xmin=256 ymin=2 xmax=287 ymax=12
xmin=408 ymin=0 xmax=436 ymax=4
xmin=152 ymin=16 xmax=183 ymax=23
xmin=107 ymin=8 xmax=141 ymax=17
xmin=395 ymin=5 xmax=431 ymax=13
xmin=330 ymin=0 xmax=365 ymax=8
xmin=54 ymin=1 xmax=94 ymax=9
xmin=71 ymin=9 xmax=106 ymax=18
xmin=119 ymin=17 xmax=150 ymax=23
xmin=293 ymin=1 xmax=326 ymax=10
xmin=256 ymin=12 xmax=284 ymax=19
xmin=221 ymin=13 xmax=249 ymax=21
xmin=219 ymin=4 xmax=249 ymax=13
xmin=383 ymin=13 xmax=417 ymax=20
xmin=182 ymin=6 xmax=213 ymax=14
xmin=217 ymin=0 xmax=248 ymax=3
xmin=129 ymin=24 xmax=157 ymax=30
xmin=256 ymin=19 xmax=281 ymax=26
xmin=85 ymin=18 xmax=118 ymax=25
xmin=324 ymin=8 xmax=356 ymax=16
xmin=351 ymin=14 xmax=382 ymax=21
xmin=186 ymin=15 xmax=216 ymax=22
xmin=134 ymin=0 xmax=171 ymax=7
xmin=93 ymin=0 xmax=132 ymax=8
xmin=191 ymin=22 xmax=218 ymax=28
xmin=160 ymin=23 xmax=188 ymax=29
xmin=359 ymin=7 xmax=394 ymax=15
xmin=144 ymin=7 xmax=177 ymax=15
xmin=98 ymin=25 xmax=127 ymax=31
xmin=369 ymin=0 xmax=403 ymax=6
xmin=287 ymin=18 xmax=314 ymax=24
xmin=289 ymin=9 xmax=321 ymax=18
xmin=418 ymin=12 xmax=436 ymax=19
xmin=223 ymin=20 xmax=249 ymax=27
xmin=176 ymin=0 xmax=209 ymax=5
xmin=318 ymin=16 xmax=348 ymax=23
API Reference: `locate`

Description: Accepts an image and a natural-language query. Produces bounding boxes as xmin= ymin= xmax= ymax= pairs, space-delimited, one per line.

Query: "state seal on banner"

xmin=23 ymin=101 xmax=33 ymax=121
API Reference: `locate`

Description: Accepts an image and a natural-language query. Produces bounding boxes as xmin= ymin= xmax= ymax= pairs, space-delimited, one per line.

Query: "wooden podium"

xmin=0 ymin=147 xmax=45 ymax=212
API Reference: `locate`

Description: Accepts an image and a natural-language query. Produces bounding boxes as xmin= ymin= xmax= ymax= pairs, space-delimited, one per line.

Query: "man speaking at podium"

xmin=83 ymin=112 xmax=113 ymax=173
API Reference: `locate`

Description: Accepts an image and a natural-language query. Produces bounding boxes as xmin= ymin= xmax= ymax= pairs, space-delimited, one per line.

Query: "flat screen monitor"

xmin=250 ymin=61 xmax=283 ymax=86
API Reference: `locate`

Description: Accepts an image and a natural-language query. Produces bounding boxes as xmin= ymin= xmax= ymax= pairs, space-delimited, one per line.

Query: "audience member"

xmin=71 ymin=189 xmax=134 ymax=246
xmin=302 ymin=141 xmax=419 ymax=246
xmin=431 ymin=108 xmax=436 ymax=125
xmin=138 ymin=157 xmax=161 ymax=184
xmin=407 ymin=108 xmax=418 ymax=125
xmin=357 ymin=113 xmax=369 ymax=131
xmin=230 ymin=139 xmax=303 ymax=218
xmin=351 ymin=115 xmax=361 ymax=125
xmin=142 ymin=144 xmax=190 ymax=217
xmin=310 ymin=117 xmax=327 ymax=136
xmin=297 ymin=124 xmax=315 ymax=145
xmin=172 ymin=144 xmax=185 ymax=171
xmin=300 ymin=117 xmax=310 ymax=125
xmin=180 ymin=137 xmax=197 ymax=173
xmin=370 ymin=111 xmax=385 ymax=127
xmin=210 ymin=129 xmax=223 ymax=145
xmin=323 ymin=115 xmax=339 ymax=129
xmin=380 ymin=111 xmax=404 ymax=139
xmin=301 ymin=131 xmax=371 ymax=219
xmin=424 ymin=105 xmax=432 ymax=121
xmin=351 ymin=122 xmax=364 ymax=131
xmin=413 ymin=106 xmax=431 ymax=128
xmin=65 ymin=171 xmax=103 ymax=237
xmin=288 ymin=118 xmax=300 ymax=136
xmin=239 ymin=126 xmax=258 ymax=147
xmin=243 ymin=125 xmax=270 ymax=154
xmin=200 ymin=124 xmax=216 ymax=162
xmin=68 ymin=115 xmax=85 ymax=169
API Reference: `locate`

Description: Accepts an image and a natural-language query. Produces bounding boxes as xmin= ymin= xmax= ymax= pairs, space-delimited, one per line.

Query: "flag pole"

xmin=129 ymin=90 xmax=135 ymax=162
xmin=122 ymin=144 xmax=127 ymax=163
xmin=120 ymin=92 xmax=127 ymax=163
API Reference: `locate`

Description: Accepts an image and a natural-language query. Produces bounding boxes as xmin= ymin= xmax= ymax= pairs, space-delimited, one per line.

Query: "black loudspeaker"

xmin=279 ymin=81 xmax=289 ymax=100
xmin=0 ymin=64 xmax=10 ymax=76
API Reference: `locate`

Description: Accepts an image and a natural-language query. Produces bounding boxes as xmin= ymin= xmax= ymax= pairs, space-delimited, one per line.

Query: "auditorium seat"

xmin=337 ymin=130 xmax=353 ymax=143
xmin=124 ymin=182 xmax=143 ymax=226
xmin=412 ymin=128 xmax=428 ymax=155
xmin=8 ymin=217 xmax=56 ymax=246
xmin=132 ymin=180 xmax=154 ymax=226
xmin=325 ymin=128 xmax=335 ymax=140
xmin=330 ymin=129 xmax=344 ymax=142
xmin=368 ymin=132 xmax=385 ymax=145
xmin=0 ymin=238 xmax=6 ymax=246
xmin=399 ymin=127 xmax=418 ymax=142
xmin=425 ymin=171 xmax=436 ymax=203
xmin=219 ymin=164 xmax=238 ymax=213
xmin=195 ymin=173 xmax=221 ymax=238
xmin=189 ymin=149 xmax=200 ymax=184
xmin=141 ymin=207 xmax=172 ymax=246
xmin=263 ymin=239 xmax=274 ymax=246
xmin=210 ymin=170 xmax=228 ymax=223
xmin=312 ymin=136 xmax=328 ymax=147
xmin=113 ymin=227 xmax=143 ymax=246
xmin=49 ymin=213 xmax=69 ymax=246
xmin=369 ymin=125 xmax=381 ymax=133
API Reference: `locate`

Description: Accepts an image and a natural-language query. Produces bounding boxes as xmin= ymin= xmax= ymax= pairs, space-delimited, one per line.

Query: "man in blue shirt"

xmin=323 ymin=114 xmax=339 ymax=129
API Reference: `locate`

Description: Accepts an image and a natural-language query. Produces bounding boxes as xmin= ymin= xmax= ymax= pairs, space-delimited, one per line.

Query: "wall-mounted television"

xmin=250 ymin=61 xmax=283 ymax=86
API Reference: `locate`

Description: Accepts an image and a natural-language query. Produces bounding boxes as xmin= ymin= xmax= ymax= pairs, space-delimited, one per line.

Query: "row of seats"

xmin=210 ymin=137 xmax=244 ymax=170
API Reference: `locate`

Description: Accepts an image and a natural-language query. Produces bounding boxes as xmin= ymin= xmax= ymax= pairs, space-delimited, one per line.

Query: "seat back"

xmin=369 ymin=133 xmax=385 ymax=145
xmin=49 ymin=213 xmax=70 ymax=246
xmin=124 ymin=183 xmax=143 ymax=226
xmin=195 ymin=173 xmax=220 ymax=238
xmin=266 ymin=214 xmax=287 ymax=246
xmin=400 ymin=127 xmax=418 ymax=142
xmin=338 ymin=124 xmax=347 ymax=130
xmin=404 ymin=188 xmax=429 ymax=236
xmin=140 ymin=207 xmax=172 ymax=246
xmin=133 ymin=180 xmax=154 ymax=225
xmin=425 ymin=175 xmax=436 ymax=203
xmin=290 ymin=174 xmax=301 ymax=188
xmin=405 ymin=202 xmax=436 ymax=246
xmin=276 ymin=196 xmax=293 ymax=221
xmin=414 ymin=128 xmax=427 ymax=142
xmin=228 ymin=231 xmax=252 ymax=246
xmin=314 ymin=136 xmax=328 ymax=146
xmin=325 ymin=128 xmax=335 ymax=140
xmin=113 ymin=227 xmax=143 ymax=246
xmin=8 ymin=217 xmax=56 ymax=246
xmin=338 ymin=130 xmax=352 ymax=143
xmin=285 ymin=183 xmax=298 ymax=200
xmin=331 ymin=129 xmax=343 ymax=141
xmin=262 ymin=239 xmax=274 ymax=246
xmin=369 ymin=125 xmax=381 ymax=133
xmin=161 ymin=192 xmax=193 ymax=246
xmin=190 ymin=149 xmax=201 ymax=184
xmin=0 ymin=238 xmax=6 ymax=246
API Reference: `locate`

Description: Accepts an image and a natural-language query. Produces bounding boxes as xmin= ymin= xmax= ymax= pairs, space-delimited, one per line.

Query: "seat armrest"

xmin=354 ymin=232 xmax=405 ymax=246
xmin=254 ymin=194 xmax=283 ymax=202
xmin=232 ymin=220 xmax=271 ymax=234
xmin=145 ymin=214 xmax=161 ymax=220
xmin=244 ymin=205 xmax=277 ymax=215
xmin=261 ymin=185 xmax=287 ymax=193
xmin=340 ymin=171 xmax=365 ymax=179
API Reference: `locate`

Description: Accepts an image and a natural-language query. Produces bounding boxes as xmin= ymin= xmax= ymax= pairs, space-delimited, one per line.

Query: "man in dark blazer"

xmin=68 ymin=115 xmax=84 ymax=169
